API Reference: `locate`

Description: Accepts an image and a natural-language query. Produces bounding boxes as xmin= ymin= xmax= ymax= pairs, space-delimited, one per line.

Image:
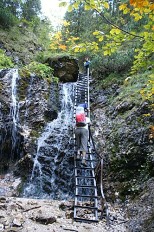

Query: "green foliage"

xmin=0 ymin=0 xmax=21 ymax=17
xmin=91 ymin=49 xmax=134 ymax=79
xmin=0 ymin=6 xmax=18 ymax=28
xmin=0 ymin=0 xmax=43 ymax=29
xmin=22 ymin=0 xmax=41 ymax=21
xmin=37 ymin=51 xmax=72 ymax=64
xmin=19 ymin=62 xmax=54 ymax=79
xmin=34 ymin=18 xmax=53 ymax=49
xmin=0 ymin=49 xmax=14 ymax=69
xmin=112 ymin=71 xmax=153 ymax=105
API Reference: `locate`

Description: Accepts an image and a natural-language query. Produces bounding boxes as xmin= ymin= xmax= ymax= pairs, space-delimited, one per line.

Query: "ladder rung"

xmin=75 ymin=176 xmax=95 ymax=179
xmin=86 ymin=152 xmax=97 ymax=155
xmin=74 ymin=217 xmax=98 ymax=223
xmin=86 ymin=160 xmax=98 ymax=163
xmin=75 ymin=167 xmax=94 ymax=170
xmin=76 ymin=185 xmax=97 ymax=188
xmin=74 ymin=164 xmax=95 ymax=169
xmin=75 ymin=159 xmax=97 ymax=162
xmin=75 ymin=194 xmax=98 ymax=198
xmin=74 ymin=205 xmax=98 ymax=210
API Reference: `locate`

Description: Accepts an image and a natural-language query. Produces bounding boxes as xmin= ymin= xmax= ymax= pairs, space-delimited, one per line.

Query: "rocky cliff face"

xmin=90 ymin=75 xmax=154 ymax=231
xmin=0 ymin=56 xmax=78 ymax=175
xmin=0 ymin=69 xmax=53 ymax=174
xmin=0 ymin=56 xmax=78 ymax=199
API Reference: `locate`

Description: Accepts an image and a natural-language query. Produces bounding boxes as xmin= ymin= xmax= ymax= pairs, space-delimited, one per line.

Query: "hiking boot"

xmin=81 ymin=159 xmax=87 ymax=166
xmin=76 ymin=154 xmax=80 ymax=159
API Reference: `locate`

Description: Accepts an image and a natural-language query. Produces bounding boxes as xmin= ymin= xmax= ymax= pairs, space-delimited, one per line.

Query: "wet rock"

xmin=44 ymin=109 xmax=58 ymax=121
xmin=30 ymin=215 xmax=56 ymax=225
xmin=45 ymin=56 xmax=79 ymax=82
xmin=115 ymin=101 xmax=135 ymax=113
xmin=14 ymin=154 xmax=33 ymax=177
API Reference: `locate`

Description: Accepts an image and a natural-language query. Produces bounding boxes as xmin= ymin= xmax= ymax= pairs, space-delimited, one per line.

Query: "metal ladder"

xmin=73 ymin=73 xmax=99 ymax=222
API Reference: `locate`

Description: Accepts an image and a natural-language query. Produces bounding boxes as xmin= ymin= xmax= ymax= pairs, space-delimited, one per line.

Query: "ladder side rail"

xmin=73 ymin=73 xmax=99 ymax=222
xmin=88 ymin=144 xmax=98 ymax=220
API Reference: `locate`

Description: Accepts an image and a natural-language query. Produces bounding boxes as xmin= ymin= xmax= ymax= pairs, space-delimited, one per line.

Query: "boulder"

xmin=45 ymin=56 xmax=79 ymax=82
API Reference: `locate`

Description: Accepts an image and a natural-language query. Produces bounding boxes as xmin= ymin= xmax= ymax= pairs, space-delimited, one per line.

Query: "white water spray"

xmin=23 ymin=83 xmax=74 ymax=198
xmin=10 ymin=69 xmax=19 ymax=152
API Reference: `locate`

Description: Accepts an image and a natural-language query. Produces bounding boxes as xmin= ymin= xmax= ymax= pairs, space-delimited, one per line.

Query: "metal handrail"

xmin=100 ymin=159 xmax=110 ymax=226
xmin=88 ymin=111 xmax=109 ymax=225
xmin=87 ymin=67 xmax=90 ymax=118
xmin=88 ymin=126 xmax=101 ymax=159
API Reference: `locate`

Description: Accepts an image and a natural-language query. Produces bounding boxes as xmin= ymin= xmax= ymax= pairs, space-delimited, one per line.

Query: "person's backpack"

xmin=78 ymin=103 xmax=88 ymax=110
xmin=76 ymin=106 xmax=86 ymax=127
xmin=84 ymin=61 xmax=90 ymax=67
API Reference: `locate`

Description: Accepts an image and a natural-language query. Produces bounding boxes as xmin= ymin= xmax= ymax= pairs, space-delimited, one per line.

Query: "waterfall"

xmin=23 ymin=83 xmax=75 ymax=199
xmin=10 ymin=69 xmax=20 ymax=156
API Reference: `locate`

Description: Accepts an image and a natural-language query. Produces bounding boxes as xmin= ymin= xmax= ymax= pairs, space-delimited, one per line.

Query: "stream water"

xmin=0 ymin=69 xmax=76 ymax=199
xmin=10 ymin=69 xmax=20 ymax=157
xmin=22 ymin=83 xmax=75 ymax=199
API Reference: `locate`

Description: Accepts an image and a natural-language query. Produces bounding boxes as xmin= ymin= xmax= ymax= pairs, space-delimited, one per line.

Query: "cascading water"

xmin=0 ymin=69 xmax=22 ymax=173
xmin=23 ymin=83 xmax=75 ymax=199
xmin=10 ymin=69 xmax=20 ymax=158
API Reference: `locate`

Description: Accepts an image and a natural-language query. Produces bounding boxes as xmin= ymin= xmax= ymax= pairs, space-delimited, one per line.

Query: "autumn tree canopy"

xmin=50 ymin=0 xmax=153 ymax=74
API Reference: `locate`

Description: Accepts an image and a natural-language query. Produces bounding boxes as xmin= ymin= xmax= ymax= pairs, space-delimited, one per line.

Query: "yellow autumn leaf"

xmin=84 ymin=4 xmax=91 ymax=10
xmin=133 ymin=13 xmax=142 ymax=21
xmin=63 ymin=20 xmax=70 ymax=27
xmin=150 ymin=4 xmax=154 ymax=10
xmin=130 ymin=0 xmax=149 ymax=8
xmin=59 ymin=44 xmax=67 ymax=50
xmin=143 ymin=8 xmax=151 ymax=13
xmin=68 ymin=5 xmax=73 ymax=12
xmin=104 ymin=50 xmax=109 ymax=56
xmin=143 ymin=0 xmax=150 ymax=7
xmin=144 ymin=24 xmax=151 ymax=29
xmin=73 ymin=45 xmax=81 ymax=52
xmin=55 ymin=32 xmax=62 ymax=40
xmin=80 ymin=47 xmax=87 ymax=52
xmin=99 ymin=36 xmax=104 ymax=41
xmin=110 ymin=28 xmax=121 ymax=35
xmin=93 ymin=31 xmax=99 ymax=35
xmin=74 ymin=2 xmax=79 ymax=9
xmin=59 ymin=2 xmax=67 ymax=7
xmin=140 ymin=89 xmax=145 ymax=94
xmin=143 ymin=114 xmax=151 ymax=117
xmin=103 ymin=2 xmax=109 ymax=9
xmin=123 ymin=8 xmax=130 ymax=14
xmin=115 ymin=29 xmax=121 ymax=34
xmin=143 ymin=31 xmax=149 ymax=38
xmin=72 ymin=37 xmax=79 ymax=41
xmin=50 ymin=44 xmax=57 ymax=50
xmin=110 ymin=29 xmax=115 ymax=35
xmin=119 ymin=4 xmax=127 ymax=11
xmin=94 ymin=45 xmax=99 ymax=50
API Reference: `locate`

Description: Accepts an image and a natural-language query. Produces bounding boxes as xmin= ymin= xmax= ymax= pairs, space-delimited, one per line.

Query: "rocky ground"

xmin=0 ymin=174 xmax=128 ymax=232
xmin=1 ymin=165 xmax=154 ymax=232
xmin=0 ymin=197 xmax=128 ymax=232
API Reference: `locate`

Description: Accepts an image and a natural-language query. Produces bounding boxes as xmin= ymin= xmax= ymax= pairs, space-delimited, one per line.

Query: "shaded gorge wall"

xmin=0 ymin=69 xmax=75 ymax=199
